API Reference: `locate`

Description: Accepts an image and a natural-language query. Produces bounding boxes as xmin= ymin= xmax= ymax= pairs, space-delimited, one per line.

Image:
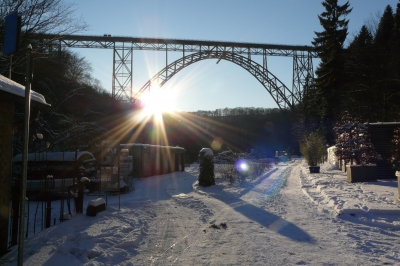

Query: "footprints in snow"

xmin=172 ymin=193 xmax=214 ymax=222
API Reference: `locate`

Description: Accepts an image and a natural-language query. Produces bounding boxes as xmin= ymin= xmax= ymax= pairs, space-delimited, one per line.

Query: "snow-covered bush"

xmin=299 ymin=132 xmax=327 ymax=166
xmin=216 ymin=164 xmax=237 ymax=184
xmin=215 ymin=161 xmax=272 ymax=184
xmin=390 ymin=127 xmax=400 ymax=171
xmin=334 ymin=113 xmax=379 ymax=165
xmin=214 ymin=150 xmax=239 ymax=164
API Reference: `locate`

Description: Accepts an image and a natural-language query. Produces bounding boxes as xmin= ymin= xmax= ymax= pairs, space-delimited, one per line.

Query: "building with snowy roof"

xmin=0 ymin=74 xmax=50 ymax=255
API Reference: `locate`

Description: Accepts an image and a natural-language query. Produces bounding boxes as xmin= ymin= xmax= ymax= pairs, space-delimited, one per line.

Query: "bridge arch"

xmin=134 ymin=51 xmax=301 ymax=110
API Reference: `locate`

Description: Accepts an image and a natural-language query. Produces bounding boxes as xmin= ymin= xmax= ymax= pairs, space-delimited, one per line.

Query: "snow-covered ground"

xmin=2 ymin=159 xmax=400 ymax=265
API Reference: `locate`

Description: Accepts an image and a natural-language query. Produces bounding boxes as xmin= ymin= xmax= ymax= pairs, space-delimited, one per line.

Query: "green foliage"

xmin=300 ymin=132 xmax=327 ymax=166
xmin=198 ymin=155 xmax=215 ymax=187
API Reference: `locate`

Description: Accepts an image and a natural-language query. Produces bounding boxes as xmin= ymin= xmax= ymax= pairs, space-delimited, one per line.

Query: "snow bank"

xmin=300 ymin=160 xmax=400 ymax=227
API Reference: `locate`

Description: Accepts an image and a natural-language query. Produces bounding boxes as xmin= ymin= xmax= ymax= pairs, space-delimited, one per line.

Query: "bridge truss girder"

xmin=32 ymin=34 xmax=316 ymax=55
xmin=30 ymin=34 xmax=316 ymax=104
xmin=134 ymin=51 xmax=301 ymax=110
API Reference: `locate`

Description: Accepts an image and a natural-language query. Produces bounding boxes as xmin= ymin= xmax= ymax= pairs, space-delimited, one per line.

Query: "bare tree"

xmin=1 ymin=0 xmax=88 ymax=75
xmin=365 ymin=10 xmax=383 ymax=38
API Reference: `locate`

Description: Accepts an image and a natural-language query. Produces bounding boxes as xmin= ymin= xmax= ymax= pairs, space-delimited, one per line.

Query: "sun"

xmin=142 ymin=89 xmax=176 ymax=116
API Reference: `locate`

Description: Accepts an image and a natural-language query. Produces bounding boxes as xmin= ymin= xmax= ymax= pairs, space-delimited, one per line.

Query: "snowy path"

xmin=2 ymin=159 xmax=400 ymax=265
xmin=132 ymin=161 xmax=400 ymax=265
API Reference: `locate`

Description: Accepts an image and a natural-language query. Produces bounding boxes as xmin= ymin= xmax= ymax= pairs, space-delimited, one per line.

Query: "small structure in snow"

xmin=86 ymin=198 xmax=106 ymax=217
xmin=327 ymin=146 xmax=339 ymax=169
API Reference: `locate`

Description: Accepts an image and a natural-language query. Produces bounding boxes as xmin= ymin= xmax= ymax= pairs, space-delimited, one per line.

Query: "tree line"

xmin=304 ymin=0 xmax=400 ymax=144
xmin=127 ymin=110 xmax=295 ymax=162
xmin=190 ymin=107 xmax=281 ymax=117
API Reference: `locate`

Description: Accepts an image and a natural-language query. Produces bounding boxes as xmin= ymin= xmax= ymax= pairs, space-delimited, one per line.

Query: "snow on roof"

xmin=0 ymin=74 xmax=49 ymax=105
xmin=12 ymin=151 xmax=95 ymax=162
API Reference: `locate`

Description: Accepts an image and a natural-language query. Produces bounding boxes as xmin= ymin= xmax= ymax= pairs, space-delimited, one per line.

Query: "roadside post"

xmin=45 ymin=175 xmax=55 ymax=228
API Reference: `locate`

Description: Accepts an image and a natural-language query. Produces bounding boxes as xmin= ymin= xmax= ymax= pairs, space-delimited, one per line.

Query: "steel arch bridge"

xmin=29 ymin=34 xmax=318 ymax=110
xmin=137 ymin=51 xmax=298 ymax=109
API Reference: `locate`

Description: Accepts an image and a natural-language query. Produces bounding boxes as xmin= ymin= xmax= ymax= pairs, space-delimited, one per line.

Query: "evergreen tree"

xmin=374 ymin=5 xmax=395 ymax=47
xmin=393 ymin=1 xmax=400 ymax=115
xmin=344 ymin=26 xmax=375 ymax=120
xmin=311 ymin=0 xmax=352 ymax=143
xmin=394 ymin=1 xmax=400 ymax=36
xmin=301 ymin=78 xmax=320 ymax=132
xmin=342 ymin=4 xmax=400 ymax=122
xmin=349 ymin=26 xmax=374 ymax=50
xmin=372 ymin=5 xmax=400 ymax=121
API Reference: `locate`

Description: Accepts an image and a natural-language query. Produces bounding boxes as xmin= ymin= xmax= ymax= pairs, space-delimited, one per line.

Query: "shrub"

xmin=198 ymin=154 xmax=215 ymax=187
xmin=299 ymin=132 xmax=327 ymax=166
xmin=334 ymin=112 xmax=379 ymax=165
xmin=215 ymin=164 xmax=237 ymax=184
xmin=215 ymin=161 xmax=272 ymax=184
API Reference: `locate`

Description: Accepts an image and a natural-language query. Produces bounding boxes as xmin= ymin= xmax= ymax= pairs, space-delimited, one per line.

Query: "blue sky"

xmin=65 ymin=0 xmax=398 ymax=112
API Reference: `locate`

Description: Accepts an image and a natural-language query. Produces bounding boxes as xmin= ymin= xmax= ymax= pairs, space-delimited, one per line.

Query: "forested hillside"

xmin=125 ymin=108 xmax=297 ymax=162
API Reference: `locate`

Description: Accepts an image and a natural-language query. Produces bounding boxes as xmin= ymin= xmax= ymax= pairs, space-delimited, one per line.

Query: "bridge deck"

xmin=29 ymin=34 xmax=317 ymax=57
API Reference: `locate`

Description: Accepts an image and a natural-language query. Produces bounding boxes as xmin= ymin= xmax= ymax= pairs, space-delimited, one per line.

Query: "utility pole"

xmin=18 ymin=44 xmax=32 ymax=266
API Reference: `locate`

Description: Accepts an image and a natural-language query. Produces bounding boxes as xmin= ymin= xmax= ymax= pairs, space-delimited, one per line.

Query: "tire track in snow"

xmin=136 ymin=195 xmax=214 ymax=266
xmin=237 ymin=161 xmax=294 ymax=211
xmin=130 ymin=167 xmax=216 ymax=265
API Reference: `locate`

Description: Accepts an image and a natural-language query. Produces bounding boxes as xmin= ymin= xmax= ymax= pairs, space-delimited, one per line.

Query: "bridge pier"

xmin=112 ymin=42 xmax=133 ymax=101
xmin=292 ymin=51 xmax=314 ymax=105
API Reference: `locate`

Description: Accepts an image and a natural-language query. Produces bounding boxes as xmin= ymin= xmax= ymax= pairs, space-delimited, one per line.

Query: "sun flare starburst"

xmin=142 ymin=89 xmax=176 ymax=116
